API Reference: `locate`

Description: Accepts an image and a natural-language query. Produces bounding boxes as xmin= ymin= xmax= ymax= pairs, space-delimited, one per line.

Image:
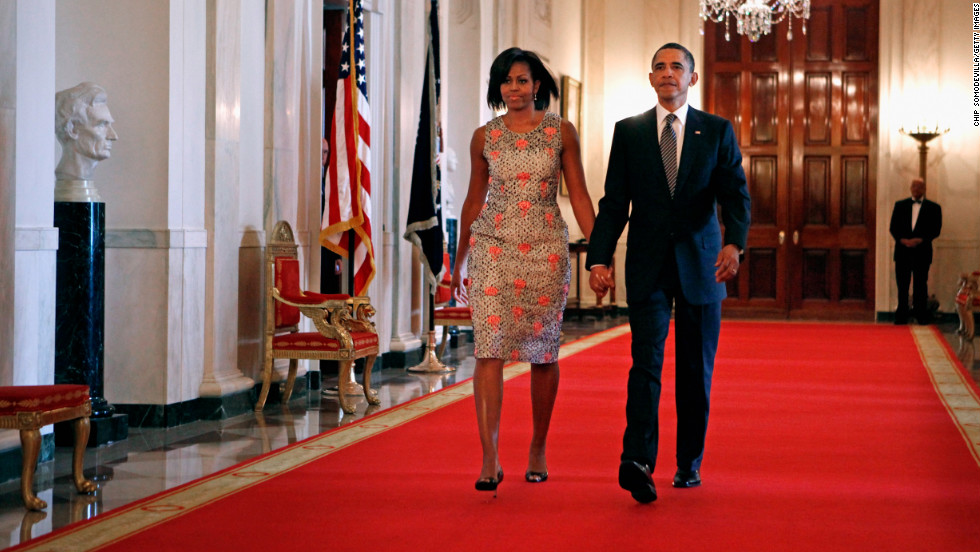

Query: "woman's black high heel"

xmin=525 ymin=471 xmax=548 ymax=483
xmin=475 ymin=470 xmax=504 ymax=496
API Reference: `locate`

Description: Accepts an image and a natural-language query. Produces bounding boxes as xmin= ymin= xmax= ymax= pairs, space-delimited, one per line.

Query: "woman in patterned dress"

xmin=450 ymin=48 xmax=596 ymax=493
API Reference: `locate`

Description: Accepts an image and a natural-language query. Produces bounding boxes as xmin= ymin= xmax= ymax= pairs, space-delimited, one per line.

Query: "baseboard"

xmin=382 ymin=347 xmax=424 ymax=369
xmin=114 ymin=378 xmax=307 ymax=428
xmin=875 ymin=311 xmax=963 ymax=324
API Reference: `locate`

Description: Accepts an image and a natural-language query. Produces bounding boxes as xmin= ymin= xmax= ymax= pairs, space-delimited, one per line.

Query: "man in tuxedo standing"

xmin=889 ymin=177 xmax=942 ymax=324
xmin=586 ymin=43 xmax=750 ymax=503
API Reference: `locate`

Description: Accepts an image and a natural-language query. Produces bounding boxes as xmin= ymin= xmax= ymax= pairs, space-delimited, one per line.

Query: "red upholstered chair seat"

xmin=433 ymin=306 xmax=472 ymax=323
xmin=0 ymin=385 xmax=89 ymax=415
xmin=273 ymin=331 xmax=379 ymax=351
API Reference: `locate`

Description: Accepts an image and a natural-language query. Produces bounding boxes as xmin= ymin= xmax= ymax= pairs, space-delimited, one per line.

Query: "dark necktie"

xmin=661 ymin=113 xmax=678 ymax=198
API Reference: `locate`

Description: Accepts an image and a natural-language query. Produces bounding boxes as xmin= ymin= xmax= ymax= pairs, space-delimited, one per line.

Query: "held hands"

xmin=589 ymin=265 xmax=614 ymax=298
xmin=714 ymin=244 xmax=741 ymax=283
xmin=900 ymin=238 xmax=923 ymax=247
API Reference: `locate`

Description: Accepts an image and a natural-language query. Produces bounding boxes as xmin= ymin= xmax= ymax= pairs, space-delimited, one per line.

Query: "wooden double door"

xmin=704 ymin=0 xmax=879 ymax=319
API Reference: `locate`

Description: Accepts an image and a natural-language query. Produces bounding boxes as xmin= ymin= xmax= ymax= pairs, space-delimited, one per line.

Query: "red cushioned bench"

xmin=0 ymin=385 xmax=97 ymax=510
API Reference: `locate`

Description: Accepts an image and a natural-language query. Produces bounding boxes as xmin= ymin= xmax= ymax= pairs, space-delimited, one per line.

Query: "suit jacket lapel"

xmin=676 ymin=107 xmax=702 ymax=194
xmin=639 ymin=107 xmax=666 ymax=189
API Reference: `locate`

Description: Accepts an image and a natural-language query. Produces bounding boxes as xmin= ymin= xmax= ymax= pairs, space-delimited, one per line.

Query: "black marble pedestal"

xmin=54 ymin=201 xmax=127 ymax=446
xmin=54 ymin=414 xmax=129 ymax=447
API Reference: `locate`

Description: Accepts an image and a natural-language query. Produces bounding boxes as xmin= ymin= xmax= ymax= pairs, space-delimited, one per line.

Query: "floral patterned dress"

xmin=467 ymin=111 xmax=570 ymax=363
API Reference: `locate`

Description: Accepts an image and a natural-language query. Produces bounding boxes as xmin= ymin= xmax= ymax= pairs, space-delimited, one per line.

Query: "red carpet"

xmin=14 ymin=322 xmax=980 ymax=551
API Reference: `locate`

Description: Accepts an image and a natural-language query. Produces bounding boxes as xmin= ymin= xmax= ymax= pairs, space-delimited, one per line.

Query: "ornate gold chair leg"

xmin=281 ymin=358 xmax=298 ymax=403
xmin=362 ymin=354 xmax=380 ymax=405
xmin=337 ymin=360 xmax=355 ymax=414
xmin=70 ymin=494 xmax=97 ymax=524
xmin=71 ymin=417 xmax=96 ymax=493
xmin=20 ymin=510 xmax=47 ymax=543
xmin=255 ymin=357 xmax=274 ymax=412
xmin=19 ymin=428 xmax=45 ymax=510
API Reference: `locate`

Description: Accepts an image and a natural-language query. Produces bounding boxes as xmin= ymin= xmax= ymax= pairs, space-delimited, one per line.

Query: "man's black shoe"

xmin=619 ymin=460 xmax=657 ymax=503
xmin=672 ymin=469 xmax=701 ymax=488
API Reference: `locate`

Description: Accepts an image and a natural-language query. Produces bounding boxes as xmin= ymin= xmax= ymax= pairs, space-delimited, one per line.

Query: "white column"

xmin=263 ymin=0 xmax=314 ymax=380
xmin=386 ymin=0 xmax=424 ymax=354
xmin=237 ymin=0 xmax=267 ymax=384
xmin=0 ymin=0 xmax=17 ymax=388
xmin=12 ymin=0 xmax=57 ymax=390
xmin=199 ymin=0 xmax=255 ymax=397
xmin=265 ymin=0 xmax=302 ymax=231
xmin=1 ymin=0 xmax=58 ymax=453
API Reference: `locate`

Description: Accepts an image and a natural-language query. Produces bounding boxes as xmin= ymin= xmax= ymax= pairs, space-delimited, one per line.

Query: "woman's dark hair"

xmin=486 ymin=47 xmax=559 ymax=112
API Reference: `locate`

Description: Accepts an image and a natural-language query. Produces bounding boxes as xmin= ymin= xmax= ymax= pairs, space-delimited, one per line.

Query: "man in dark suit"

xmin=889 ymin=177 xmax=942 ymax=324
xmin=586 ymin=43 xmax=750 ymax=504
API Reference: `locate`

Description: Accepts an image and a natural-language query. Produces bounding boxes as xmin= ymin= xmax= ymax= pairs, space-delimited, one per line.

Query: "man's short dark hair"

xmin=653 ymin=43 xmax=695 ymax=72
xmin=486 ymin=47 xmax=559 ymax=112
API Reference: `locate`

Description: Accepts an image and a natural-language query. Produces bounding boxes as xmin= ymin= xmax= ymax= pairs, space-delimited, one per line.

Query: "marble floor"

xmin=1 ymin=315 xmax=977 ymax=549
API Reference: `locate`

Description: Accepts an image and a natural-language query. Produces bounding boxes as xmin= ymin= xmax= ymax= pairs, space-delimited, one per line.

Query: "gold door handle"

xmin=793 ymin=230 xmax=799 ymax=245
xmin=778 ymin=231 xmax=785 ymax=245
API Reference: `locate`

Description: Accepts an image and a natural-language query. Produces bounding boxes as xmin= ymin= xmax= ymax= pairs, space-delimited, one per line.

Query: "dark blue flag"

xmin=403 ymin=0 xmax=444 ymax=292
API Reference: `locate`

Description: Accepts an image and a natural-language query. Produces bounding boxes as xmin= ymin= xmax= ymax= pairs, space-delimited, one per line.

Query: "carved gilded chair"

xmin=0 ymin=384 xmax=97 ymax=510
xmin=955 ymin=270 xmax=980 ymax=364
xmin=433 ymin=252 xmax=472 ymax=357
xmin=255 ymin=221 xmax=380 ymax=414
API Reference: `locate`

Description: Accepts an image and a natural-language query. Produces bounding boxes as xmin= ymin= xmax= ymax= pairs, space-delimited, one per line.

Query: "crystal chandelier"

xmin=699 ymin=0 xmax=811 ymax=42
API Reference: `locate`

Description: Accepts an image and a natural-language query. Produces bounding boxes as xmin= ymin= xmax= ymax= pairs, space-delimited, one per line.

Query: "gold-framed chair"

xmin=0 ymin=384 xmax=97 ymax=510
xmin=432 ymin=252 xmax=472 ymax=357
xmin=254 ymin=221 xmax=380 ymax=414
xmin=955 ymin=270 xmax=980 ymax=364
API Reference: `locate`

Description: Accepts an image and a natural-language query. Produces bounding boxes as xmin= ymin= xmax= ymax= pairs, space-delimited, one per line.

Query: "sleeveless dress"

xmin=468 ymin=111 xmax=570 ymax=363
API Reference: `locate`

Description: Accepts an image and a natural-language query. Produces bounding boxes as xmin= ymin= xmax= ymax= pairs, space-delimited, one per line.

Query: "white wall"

xmin=56 ymin=0 xmax=208 ymax=405
xmin=877 ymin=0 xmax=980 ymax=313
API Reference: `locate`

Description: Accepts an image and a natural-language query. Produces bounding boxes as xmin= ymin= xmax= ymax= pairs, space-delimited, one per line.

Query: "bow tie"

xmin=912 ymin=199 xmax=922 ymax=204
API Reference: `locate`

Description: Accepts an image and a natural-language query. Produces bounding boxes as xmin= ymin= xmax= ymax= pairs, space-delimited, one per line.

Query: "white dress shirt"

xmin=657 ymin=102 xmax=689 ymax=169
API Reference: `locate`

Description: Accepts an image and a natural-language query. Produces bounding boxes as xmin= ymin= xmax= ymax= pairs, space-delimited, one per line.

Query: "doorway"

xmin=704 ymin=0 xmax=880 ymax=319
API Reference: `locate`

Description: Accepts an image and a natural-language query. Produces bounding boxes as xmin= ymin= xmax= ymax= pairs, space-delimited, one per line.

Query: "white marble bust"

xmin=55 ymin=82 xmax=118 ymax=182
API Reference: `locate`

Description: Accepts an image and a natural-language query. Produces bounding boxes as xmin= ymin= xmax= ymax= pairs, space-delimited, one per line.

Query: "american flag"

xmin=321 ymin=0 xmax=374 ymax=296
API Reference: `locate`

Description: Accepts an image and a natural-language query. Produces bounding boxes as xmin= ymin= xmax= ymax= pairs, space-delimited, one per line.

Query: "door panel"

xmin=710 ymin=16 xmax=791 ymax=317
xmin=706 ymin=0 xmax=878 ymax=319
